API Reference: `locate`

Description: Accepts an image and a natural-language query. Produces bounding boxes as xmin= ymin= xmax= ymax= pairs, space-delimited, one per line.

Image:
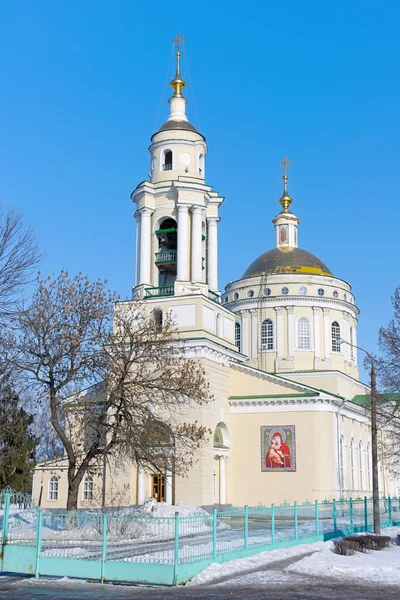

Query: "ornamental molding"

xmin=225 ymin=296 xmax=359 ymax=317
xmin=229 ymin=362 xmax=319 ymax=394
xmin=183 ymin=339 xmax=245 ymax=367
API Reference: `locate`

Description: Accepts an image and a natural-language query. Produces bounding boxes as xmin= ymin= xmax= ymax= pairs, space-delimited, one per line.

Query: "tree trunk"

xmin=66 ymin=477 xmax=80 ymax=511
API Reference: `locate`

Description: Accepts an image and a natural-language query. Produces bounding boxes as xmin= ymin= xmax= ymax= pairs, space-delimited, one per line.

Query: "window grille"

xmin=350 ymin=438 xmax=356 ymax=489
xmin=235 ymin=322 xmax=241 ymax=349
xmin=297 ymin=317 xmax=311 ymax=349
xmin=359 ymin=441 xmax=363 ymax=490
xmin=48 ymin=477 xmax=58 ymax=501
xmin=340 ymin=436 xmax=345 ymax=489
xmin=331 ymin=321 xmax=341 ymax=352
xmin=261 ymin=319 xmax=273 ymax=350
xmin=83 ymin=476 xmax=94 ymax=501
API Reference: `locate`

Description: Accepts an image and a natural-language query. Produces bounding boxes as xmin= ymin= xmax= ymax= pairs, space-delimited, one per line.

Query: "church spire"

xmin=170 ymin=33 xmax=186 ymax=98
xmin=167 ymin=33 xmax=188 ymax=123
xmin=273 ymin=156 xmax=300 ymax=249
xmin=278 ymin=156 xmax=293 ymax=212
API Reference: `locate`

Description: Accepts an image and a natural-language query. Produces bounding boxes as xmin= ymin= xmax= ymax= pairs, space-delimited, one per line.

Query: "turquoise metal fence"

xmin=0 ymin=493 xmax=399 ymax=586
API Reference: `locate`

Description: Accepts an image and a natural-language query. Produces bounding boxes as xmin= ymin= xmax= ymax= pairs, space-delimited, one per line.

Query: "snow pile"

xmin=187 ymin=539 xmax=331 ymax=586
xmin=135 ymin=498 xmax=209 ymax=517
xmin=287 ymin=527 xmax=400 ymax=586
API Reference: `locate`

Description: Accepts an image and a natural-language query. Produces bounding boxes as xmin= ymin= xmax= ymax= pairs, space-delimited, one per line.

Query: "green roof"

xmin=351 ymin=393 xmax=400 ymax=407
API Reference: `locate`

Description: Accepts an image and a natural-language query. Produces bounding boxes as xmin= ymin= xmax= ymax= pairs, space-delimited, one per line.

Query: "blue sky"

xmin=0 ymin=1 xmax=399 ymax=380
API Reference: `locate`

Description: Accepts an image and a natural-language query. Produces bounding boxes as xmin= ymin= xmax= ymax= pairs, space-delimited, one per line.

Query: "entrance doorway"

xmin=151 ymin=474 xmax=165 ymax=502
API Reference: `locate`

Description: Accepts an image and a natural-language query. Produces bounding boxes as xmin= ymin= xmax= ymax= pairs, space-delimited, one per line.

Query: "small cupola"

xmin=272 ymin=156 xmax=300 ymax=250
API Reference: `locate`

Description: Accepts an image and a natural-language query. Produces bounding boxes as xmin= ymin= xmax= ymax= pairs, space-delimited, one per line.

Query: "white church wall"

xmin=203 ymin=305 xmax=215 ymax=332
xmin=169 ymin=304 xmax=196 ymax=327
xmin=229 ymin=409 xmax=336 ymax=506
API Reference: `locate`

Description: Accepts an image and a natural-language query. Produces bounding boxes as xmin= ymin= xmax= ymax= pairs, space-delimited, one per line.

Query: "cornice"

xmin=225 ymin=296 xmax=359 ymax=317
xmin=229 ymin=362 xmax=323 ymax=394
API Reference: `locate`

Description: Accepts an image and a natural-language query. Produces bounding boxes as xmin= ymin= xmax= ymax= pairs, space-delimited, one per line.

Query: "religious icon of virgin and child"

xmin=261 ymin=426 xmax=295 ymax=471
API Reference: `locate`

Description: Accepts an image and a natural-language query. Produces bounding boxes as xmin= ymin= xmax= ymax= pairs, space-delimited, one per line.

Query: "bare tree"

xmin=377 ymin=285 xmax=400 ymax=476
xmin=0 ymin=206 xmax=40 ymax=317
xmin=5 ymin=272 xmax=211 ymax=509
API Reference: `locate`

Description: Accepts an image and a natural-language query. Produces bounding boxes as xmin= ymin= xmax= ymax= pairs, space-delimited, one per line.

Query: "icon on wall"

xmin=261 ymin=425 xmax=296 ymax=472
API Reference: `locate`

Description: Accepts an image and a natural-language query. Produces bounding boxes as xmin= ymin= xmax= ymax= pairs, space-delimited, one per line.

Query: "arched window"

xmin=48 ymin=477 xmax=58 ymax=501
xmin=340 ymin=435 xmax=345 ymax=490
xmin=213 ymin=423 xmax=230 ymax=449
xmin=367 ymin=442 xmax=372 ymax=490
xmin=83 ymin=475 xmax=94 ymax=501
xmin=198 ymin=153 xmax=204 ymax=175
xmin=297 ymin=317 xmax=311 ymax=349
xmin=152 ymin=307 xmax=163 ymax=331
xmin=350 ymin=327 xmax=354 ymax=360
xmin=261 ymin=319 xmax=274 ymax=350
xmin=359 ymin=441 xmax=364 ymax=491
xmin=350 ymin=438 xmax=356 ymax=489
xmin=235 ymin=322 xmax=241 ymax=350
xmin=331 ymin=321 xmax=341 ymax=352
xmin=163 ymin=150 xmax=172 ymax=171
xmin=216 ymin=313 xmax=222 ymax=337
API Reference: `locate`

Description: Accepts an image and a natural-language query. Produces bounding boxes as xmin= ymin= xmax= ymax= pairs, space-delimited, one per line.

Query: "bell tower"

xmin=131 ymin=35 xmax=224 ymax=301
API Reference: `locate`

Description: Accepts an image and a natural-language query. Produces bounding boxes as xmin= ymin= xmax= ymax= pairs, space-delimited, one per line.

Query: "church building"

xmin=33 ymin=42 xmax=398 ymax=509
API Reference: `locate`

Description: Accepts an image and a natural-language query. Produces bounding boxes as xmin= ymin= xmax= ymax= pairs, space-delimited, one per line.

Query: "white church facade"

xmin=33 ymin=44 xmax=398 ymax=509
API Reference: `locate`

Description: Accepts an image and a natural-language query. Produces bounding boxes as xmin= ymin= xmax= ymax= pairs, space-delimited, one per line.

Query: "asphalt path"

xmin=0 ymin=551 xmax=399 ymax=600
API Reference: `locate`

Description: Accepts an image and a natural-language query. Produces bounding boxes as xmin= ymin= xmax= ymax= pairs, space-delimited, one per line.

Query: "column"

xmin=251 ymin=310 xmax=258 ymax=358
xmin=219 ymin=457 xmax=226 ymax=504
xmin=191 ymin=207 xmax=203 ymax=282
xmin=165 ymin=469 xmax=173 ymax=505
xmin=207 ymin=217 xmax=219 ymax=291
xmin=275 ymin=306 xmax=284 ymax=358
xmin=352 ymin=319 xmax=358 ymax=367
xmin=323 ymin=308 xmax=330 ymax=359
xmin=177 ymin=204 xmax=189 ymax=281
xmin=241 ymin=311 xmax=249 ymax=356
xmin=134 ymin=215 xmax=141 ymax=286
xmin=313 ymin=307 xmax=321 ymax=358
xmin=287 ymin=306 xmax=295 ymax=356
xmin=342 ymin=312 xmax=350 ymax=362
xmin=139 ymin=208 xmax=152 ymax=285
xmin=137 ymin=466 xmax=145 ymax=504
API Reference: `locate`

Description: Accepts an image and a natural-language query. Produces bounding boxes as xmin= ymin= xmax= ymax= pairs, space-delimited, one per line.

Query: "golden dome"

xmin=242 ymin=247 xmax=333 ymax=279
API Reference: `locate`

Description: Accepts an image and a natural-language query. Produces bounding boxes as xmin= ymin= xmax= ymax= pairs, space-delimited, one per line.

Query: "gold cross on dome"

xmin=278 ymin=155 xmax=293 ymax=176
xmin=172 ymin=32 xmax=185 ymax=52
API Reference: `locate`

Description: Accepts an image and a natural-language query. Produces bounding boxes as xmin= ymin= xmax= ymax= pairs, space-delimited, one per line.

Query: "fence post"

xmin=315 ymin=500 xmax=319 ymax=536
xmin=388 ymin=497 xmax=392 ymax=526
xmin=212 ymin=508 xmax=217 ymax=559
xmin=244 ymin=505 xmax=248 ymax=550
xmin=364 ymin=496 xmax=368 ymax=531
xmin=294 ymin=501 xmax=298 ymax=541
xmin=1 ymin=492 xmax=10 ymax=547
xmin=173 ymin=512 xmax=180 ymax=585
xmin=34 ymin=508 xmax=43 ymax=579
xmin=349 ymin=498 xmax=353 ymax=531
xmin=333 ymin=499 xmax=337 ymax=533
xmin=271 ymin=504 xmax=275 ymax=546
xmin=100 ymin=513 xmax=107 ymax=583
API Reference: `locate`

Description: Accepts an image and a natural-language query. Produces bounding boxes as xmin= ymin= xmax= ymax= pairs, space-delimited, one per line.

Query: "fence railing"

xmin=0 ymin=492 xmax=399 ymax=585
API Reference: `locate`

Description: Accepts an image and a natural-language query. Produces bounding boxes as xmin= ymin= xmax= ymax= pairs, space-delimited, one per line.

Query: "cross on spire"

xmin=172 ymin=32 xmax=185 ymax=52
xmin=278 ymin=155 xmax=293 ymax=176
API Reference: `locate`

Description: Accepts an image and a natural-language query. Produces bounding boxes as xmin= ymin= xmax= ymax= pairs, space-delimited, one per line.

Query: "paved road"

xmin=0 ymin=552 xmax=399 ymax=600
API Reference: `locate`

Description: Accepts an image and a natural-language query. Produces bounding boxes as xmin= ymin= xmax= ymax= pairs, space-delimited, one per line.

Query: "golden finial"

xmin=170 ymin=32 xmax=186 ymax=97
xmin=278 ymin=155 xmax=293 ymax=212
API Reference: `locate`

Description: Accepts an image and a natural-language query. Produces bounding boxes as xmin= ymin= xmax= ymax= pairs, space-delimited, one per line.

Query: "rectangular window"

xmin=48 ymin=478 xmax=58 ymax=501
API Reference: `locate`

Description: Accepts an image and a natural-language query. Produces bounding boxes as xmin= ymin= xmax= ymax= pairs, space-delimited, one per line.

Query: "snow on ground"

xmin=188 ymin=526 xmax=400 ymax=587
xmin=186 ymin=539 xmax=331 ymax=586
xmin=287 ymin=526 xmax=400 ymax=586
